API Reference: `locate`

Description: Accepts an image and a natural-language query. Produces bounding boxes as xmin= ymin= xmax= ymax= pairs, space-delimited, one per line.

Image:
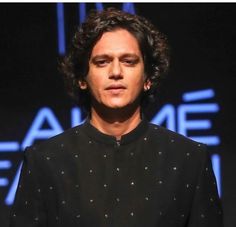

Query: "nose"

xmin=109 ymin=59 xmax=123 ymax=79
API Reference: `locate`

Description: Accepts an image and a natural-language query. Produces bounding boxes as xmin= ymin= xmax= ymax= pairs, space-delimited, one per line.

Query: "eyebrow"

xmin=90 ymin=54 xmax=111 ymax=63
xmin=90 ymin=53 xmax=141 ymax=62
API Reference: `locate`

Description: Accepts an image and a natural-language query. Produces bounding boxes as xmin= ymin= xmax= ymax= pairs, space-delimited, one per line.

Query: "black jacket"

xmin=9 ymin=120 xmax=223 ymax=227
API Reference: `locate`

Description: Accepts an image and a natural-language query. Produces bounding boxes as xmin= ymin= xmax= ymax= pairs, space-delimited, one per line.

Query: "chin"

xmin=99 ymin=98 xmax=139 ymax=110
xmin=103 ymin=101 xmax=127 ymax=109
xmin=106 ymin=101 xmax=137 ymax=110
xmin=107 ymin=104 xmax=126 ymax=109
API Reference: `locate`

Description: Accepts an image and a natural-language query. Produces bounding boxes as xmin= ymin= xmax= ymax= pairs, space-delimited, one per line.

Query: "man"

xmin=9 ymin=8 xmax=223 ymax=227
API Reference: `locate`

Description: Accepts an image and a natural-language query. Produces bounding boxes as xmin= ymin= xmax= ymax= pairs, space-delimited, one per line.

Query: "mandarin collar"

xmin=82 ymin=118 xmax=149 ymax=145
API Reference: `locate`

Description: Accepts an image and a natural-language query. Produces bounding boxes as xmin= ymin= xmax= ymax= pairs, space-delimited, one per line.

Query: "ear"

xmin=144 ymin=79 xmax=152 ymax=91
xmin=78 ymin=80 xmax=87 ymax=90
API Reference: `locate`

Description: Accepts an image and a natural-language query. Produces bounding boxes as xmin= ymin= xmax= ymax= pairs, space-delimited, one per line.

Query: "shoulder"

xmin=146 ymin=122 xmax=207 ymax=158
xmin=147 ymin=122 xmax=205 ymax=147
xmin=24 ymin=123 xmax=86 ymax=157
xmin=145 ymin=123 xmax=211 ymax=180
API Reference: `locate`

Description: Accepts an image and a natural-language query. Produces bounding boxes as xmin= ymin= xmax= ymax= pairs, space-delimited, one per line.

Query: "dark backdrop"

xmin=0 ymin=3 xmax=235 ymax=227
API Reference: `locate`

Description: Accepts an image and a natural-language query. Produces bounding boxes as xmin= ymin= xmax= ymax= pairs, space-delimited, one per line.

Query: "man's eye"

xmin=123 ymin=59 xmax=138 ymax=65
xmin=95 ymin=60 xmax=108 ymax=66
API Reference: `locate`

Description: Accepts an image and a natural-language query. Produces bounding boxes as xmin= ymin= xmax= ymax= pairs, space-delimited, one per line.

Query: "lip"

xmin=105 ymin=84 xmax=126 ymax=90
xmin=105 ymin=84 xmax=126 ymax=95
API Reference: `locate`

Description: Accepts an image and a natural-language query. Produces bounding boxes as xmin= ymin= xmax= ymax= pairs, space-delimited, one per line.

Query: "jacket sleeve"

xmin=187 ymin=147 xmax=223 ymax=227
xmin=9 ymin=147 xmax=47 ymax=227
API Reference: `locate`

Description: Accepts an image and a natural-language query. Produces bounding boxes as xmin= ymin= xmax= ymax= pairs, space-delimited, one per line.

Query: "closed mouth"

xmin=105 ymin=85 xmax=126 ymax=90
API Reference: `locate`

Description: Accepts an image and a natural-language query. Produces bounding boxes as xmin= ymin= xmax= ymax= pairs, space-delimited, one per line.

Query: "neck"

xmin=89 ymin=105 xmax=142 ymax=140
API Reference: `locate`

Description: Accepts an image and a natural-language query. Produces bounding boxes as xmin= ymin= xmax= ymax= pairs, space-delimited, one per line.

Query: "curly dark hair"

xmin=61 ymin=7 xmax=170 ymax=114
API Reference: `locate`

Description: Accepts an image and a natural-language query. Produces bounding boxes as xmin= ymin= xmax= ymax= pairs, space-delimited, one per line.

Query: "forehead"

xmin=90 ymin=29 xmax=142 ymax=57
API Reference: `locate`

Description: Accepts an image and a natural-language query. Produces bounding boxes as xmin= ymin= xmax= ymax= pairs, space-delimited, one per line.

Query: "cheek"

xmin=87 ymin=68 xmax=105 ymax=86
xmin=86 ymin=76 xmax=104 ymax=97
xmin=132 ymin=75 xmax=145 ymax=89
